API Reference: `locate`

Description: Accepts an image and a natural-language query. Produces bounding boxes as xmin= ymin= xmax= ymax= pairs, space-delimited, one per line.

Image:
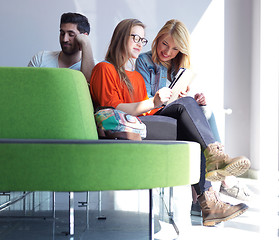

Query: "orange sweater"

xmin=90 ymin=61 xmax=158 ymax=116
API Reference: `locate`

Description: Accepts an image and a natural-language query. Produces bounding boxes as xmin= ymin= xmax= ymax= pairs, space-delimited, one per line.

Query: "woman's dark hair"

xmin=60 ymin=12 xmax=90 ymax=34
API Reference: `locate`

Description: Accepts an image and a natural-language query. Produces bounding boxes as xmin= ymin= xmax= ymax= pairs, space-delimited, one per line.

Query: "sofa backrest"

xmin=0 ymin=67 xmax=98 ymax=140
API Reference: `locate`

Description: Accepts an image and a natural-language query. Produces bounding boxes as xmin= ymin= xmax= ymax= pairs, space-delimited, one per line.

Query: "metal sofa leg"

xmin=86 ymin=191 xmax=90 ymax=229
xmin=149 ymin=189 xmax=154 ymax=240
xmin=169 ymin=187 xmax=174 ymax=218
xmin=52 ymin=192 xmax=55 ymax=219
xmin=69 ymin=192 xmax=74 ymax=235
xmin=97 ymin=191 xmax=106 ymax=220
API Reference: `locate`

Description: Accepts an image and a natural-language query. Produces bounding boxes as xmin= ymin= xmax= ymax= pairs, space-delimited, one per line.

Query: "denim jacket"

xmin=135 ymin=51 xmax=176 ymax=98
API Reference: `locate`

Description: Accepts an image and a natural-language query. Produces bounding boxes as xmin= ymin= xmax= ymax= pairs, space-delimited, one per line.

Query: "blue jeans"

xmin=208 ymin=112 xmax=221 ymax=142
xmin=141 ymin=96 xmax=216 ymax=195
xmin=157 ymin=97 xmax=215 ymax=149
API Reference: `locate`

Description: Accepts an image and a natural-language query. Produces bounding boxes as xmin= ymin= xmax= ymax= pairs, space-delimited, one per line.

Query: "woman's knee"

xmin=159 ymin=96 xmax=201 ymax=117
xmin=170 ymin=96 xmax=199 ymax=108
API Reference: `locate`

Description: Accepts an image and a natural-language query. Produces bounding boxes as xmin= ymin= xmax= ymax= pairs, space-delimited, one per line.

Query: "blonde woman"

xmin=135 ymin=20 xmax=253 ymax=216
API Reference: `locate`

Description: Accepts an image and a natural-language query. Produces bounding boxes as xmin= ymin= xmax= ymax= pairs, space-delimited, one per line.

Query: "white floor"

xmin=0 ymin=178 xmax=278 ymax=240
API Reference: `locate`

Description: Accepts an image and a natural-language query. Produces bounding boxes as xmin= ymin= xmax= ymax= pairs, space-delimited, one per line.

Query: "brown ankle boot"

xmin=204 ymin=142 xmax=251 ymax=182
xmin=198 ymin=190 xmax=248 ymax=226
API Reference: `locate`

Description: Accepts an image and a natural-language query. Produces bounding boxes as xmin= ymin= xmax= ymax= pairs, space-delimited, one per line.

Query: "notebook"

xmin=166 ymin=68 xmax=196 ymax=105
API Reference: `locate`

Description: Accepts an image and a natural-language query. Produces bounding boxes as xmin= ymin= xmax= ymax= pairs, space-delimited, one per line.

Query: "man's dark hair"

xmin=60 ymin=12 xmax=90 ymax=34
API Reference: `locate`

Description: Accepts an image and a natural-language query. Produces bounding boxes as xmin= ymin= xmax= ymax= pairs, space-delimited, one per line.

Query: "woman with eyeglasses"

xmin=90 ymin=18 xmax=250 ymax=226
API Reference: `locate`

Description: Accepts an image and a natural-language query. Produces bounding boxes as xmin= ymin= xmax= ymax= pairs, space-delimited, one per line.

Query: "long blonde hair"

xmin=151 ymin=19 xmax=191 ymax=74
xmin=105 ymin=19 xmax=145 ymax=94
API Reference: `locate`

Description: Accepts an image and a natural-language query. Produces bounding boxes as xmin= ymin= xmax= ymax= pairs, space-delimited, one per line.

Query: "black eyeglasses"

xmin=130 ymin=34 xmax=148 ymax=46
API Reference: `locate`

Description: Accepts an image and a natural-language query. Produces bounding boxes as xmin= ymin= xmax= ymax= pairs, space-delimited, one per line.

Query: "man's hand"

xmin=75 ymin=33 xmax=91 ymax=51
xmin=76 ymin=33 xmax=95 ymax=84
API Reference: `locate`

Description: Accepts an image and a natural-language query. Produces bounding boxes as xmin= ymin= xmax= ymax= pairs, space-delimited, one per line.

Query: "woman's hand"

xmin=178 ymin=85 xmax=190 ymax=98
xmin=153 ymin=87 xmax=172 ymax=108
xmin=117 ymin=87 xmax=172 ymax=116
xmin=194 ymin=93 xmax=207 ymax=106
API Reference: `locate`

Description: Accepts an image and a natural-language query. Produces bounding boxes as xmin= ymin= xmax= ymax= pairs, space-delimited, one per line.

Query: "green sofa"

xmin=0 ymin=67 xmax=201 ymax=238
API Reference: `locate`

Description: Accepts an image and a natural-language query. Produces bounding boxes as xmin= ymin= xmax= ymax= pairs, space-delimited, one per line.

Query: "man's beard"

xmin=61 ymin=44 xmax=79 ymax=56
xmin=61 ymin=48 xmax=77 ymax=56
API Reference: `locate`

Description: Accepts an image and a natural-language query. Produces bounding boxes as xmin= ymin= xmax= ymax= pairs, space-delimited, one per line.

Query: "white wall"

xmin=0 ymin=0 xmax=212 ymax=66
xmin=224 ymin=0 xmax=279 ymax=174
xmin=224 ymin=0 xmax=253 ymax=164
